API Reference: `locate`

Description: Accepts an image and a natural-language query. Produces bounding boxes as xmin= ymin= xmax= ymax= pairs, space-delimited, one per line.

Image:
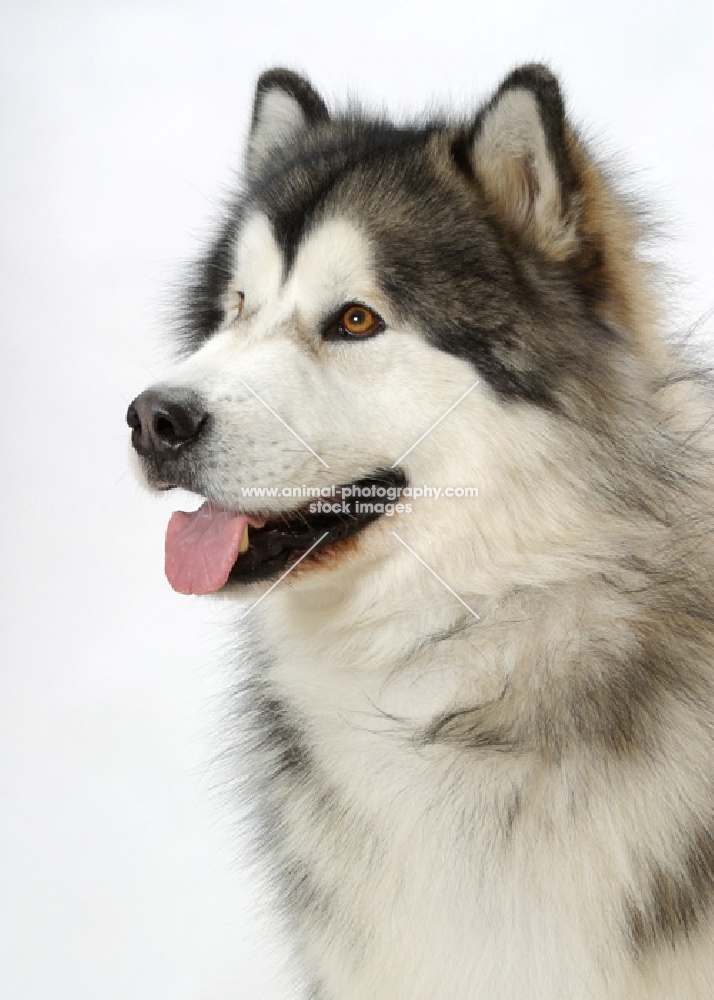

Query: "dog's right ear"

xmin=247 ymin=69 xmax=329 ymax=175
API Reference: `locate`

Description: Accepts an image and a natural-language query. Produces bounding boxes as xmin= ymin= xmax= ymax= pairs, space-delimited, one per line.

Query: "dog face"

xmin=128 ymin=65 xmax=650 ymax=595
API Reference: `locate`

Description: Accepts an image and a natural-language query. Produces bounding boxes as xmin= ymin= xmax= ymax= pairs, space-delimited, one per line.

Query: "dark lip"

xmin=227 ymin=467 xmax=407 ymax=586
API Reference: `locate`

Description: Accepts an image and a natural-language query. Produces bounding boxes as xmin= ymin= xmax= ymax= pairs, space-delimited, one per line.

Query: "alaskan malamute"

xmin=128 ymin=65 xmax=714 ymax=999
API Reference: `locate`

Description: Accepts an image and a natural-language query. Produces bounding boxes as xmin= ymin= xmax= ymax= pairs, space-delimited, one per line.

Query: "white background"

xmin=1 ymin=2 xmax=712 ymax=998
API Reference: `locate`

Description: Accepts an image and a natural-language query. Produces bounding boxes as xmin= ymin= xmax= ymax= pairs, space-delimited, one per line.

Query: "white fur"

xmin=152 ymin=212 xmax=714 ymax=999
xmin=163 ymin=214 xmax=490 ymax=516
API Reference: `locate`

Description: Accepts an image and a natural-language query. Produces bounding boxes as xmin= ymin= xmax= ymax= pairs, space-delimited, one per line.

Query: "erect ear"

xmin=470 ymin=64 xmax=578 ymax=260
xmin=247 ymin=68 xmax=329 ymax=175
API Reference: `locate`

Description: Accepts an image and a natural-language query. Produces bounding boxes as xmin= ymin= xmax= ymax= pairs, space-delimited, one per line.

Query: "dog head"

xmin=128 ymin=65 xmax=655 ymax=597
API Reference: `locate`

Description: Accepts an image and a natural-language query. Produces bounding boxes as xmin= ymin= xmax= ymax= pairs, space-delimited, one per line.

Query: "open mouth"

xmin=164 ymin=469 xmax=407 ymax=594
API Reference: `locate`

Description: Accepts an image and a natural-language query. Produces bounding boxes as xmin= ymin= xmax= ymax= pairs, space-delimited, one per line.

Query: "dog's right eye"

xmin=323 ymin=303 xmax=385 ymax=341
xmin=226 ymin=290 xmax=245 ymax=325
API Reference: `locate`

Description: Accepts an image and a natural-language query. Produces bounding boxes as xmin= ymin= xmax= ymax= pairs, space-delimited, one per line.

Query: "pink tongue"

xmin=165 ymin=502 xmax=252 ymax=595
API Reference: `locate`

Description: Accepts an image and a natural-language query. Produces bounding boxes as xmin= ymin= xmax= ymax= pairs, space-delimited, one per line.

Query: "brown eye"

xmin=323 ymin=302 xmax=385 ymax=340
xmin=328 ymin=303 xmax=384 ymax=339
xmin=343 ymin=305 xmax=378 ymax=335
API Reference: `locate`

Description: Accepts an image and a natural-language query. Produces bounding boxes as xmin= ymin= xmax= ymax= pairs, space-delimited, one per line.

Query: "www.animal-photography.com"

xmin=2 ymin=3 xmax=713 ymax=999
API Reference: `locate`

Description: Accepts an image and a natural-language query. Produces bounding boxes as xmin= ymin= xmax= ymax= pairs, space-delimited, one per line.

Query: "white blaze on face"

xmin=228 ymin=213 xmax=283 ymax=317
xmin=286 ymin=217 xmax=386 ymax=326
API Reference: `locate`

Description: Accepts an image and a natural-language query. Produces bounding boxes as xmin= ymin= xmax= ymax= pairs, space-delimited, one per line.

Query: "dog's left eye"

xmin=324 ymin=304 xmax=385 ymax=340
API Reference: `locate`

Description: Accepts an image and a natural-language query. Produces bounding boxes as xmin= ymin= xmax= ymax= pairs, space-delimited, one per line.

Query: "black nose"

xmin=126 ymin=389 xmax=207 ymax=457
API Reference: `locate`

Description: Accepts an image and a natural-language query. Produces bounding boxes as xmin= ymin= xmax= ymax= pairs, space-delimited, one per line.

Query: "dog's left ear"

xmin=247 ymin=68 xmax=329 ymax=175
xmin=470 ymin=64 xmax=578 ymax=260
